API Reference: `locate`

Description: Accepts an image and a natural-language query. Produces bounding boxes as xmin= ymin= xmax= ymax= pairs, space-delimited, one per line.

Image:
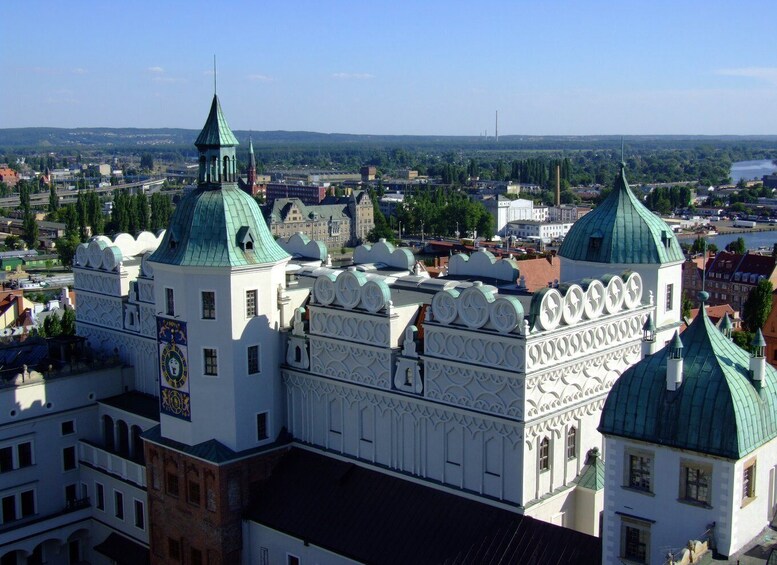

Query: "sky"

xmin=3 ymin=0 xmax=777 ymax=136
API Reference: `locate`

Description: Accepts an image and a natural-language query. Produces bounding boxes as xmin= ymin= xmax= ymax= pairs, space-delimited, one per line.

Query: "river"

xmin=702 ymin=231 xmax=776 ymax=252
xmin=729 ymin=159 xmax=777 ymax=183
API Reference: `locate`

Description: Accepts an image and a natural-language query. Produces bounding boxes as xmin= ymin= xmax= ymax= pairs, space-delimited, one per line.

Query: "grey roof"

xmin=267 ymin=197 xmax=353 ymax=224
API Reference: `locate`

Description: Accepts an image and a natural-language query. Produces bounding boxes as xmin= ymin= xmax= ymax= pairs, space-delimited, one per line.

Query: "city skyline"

xmin=3 ymin=0 xmax=777 ymax=135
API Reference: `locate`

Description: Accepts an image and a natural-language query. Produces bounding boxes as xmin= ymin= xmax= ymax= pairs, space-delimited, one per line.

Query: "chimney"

xmin=641 ymin=314 xmax=656 ymax=358
xmin=751 ymin=329 xmax=767 ymax=389
xmin=666 ymin=331 xmax=684 ymax=391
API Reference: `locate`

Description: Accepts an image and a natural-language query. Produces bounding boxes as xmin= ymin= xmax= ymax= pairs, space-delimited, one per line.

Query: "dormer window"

xmin=661 ymin=230 xmax=671 ymax=249
xmin=236 ymin=226 xmax=254 ymax=251
xmin=169 ymin=228 xmax=179 ymax=250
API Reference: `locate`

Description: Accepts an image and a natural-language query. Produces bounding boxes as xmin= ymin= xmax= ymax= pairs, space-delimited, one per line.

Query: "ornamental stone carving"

xmin=361 ymin=280 xmax=390 ymax=313
xmin=431 ymin=289 xmax=459 ymax=324
xmin=310 ymin=339 xmax=391 ymax=388
xmin=335 ymin=270 xmax=366 ymax=309
xmin=309 ymin=310 xmax=389 ymax=346
xmin=560 ymin=284 xmax=585 ymax=325
xmin=622 ymin=272 xmax=643 ymax=309
xmin=490 ymin=297 xmax=523 ymax=333
xmin=583 ymin=279 xmax=605 ymax=320
xmin=313 ymin=273 xmax=337 ymax=305
xmin=424 ymin=359 xmax=524 ymax=419
xmin=458 ymin=286 xmax=492 ymax=329
xmin=603 ymin=274 xmax=626 ymax=314
xmin=424 ymin=328 xmax=524 ymax=371
xmin=534 ymin=288 xmax=563 ymax=331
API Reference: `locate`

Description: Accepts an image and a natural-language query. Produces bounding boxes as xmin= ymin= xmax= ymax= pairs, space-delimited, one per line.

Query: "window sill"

xmin=741 ymin=495 xmax=757 ymax=509
xmin=620 ymin=486 xmax=655 ymax=497
xmin=677 ymin=498 xmax=712 ymax=509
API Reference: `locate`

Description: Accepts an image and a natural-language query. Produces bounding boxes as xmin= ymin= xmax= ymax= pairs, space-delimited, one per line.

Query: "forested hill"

xmin=2 ymin=127 xmax=777 ymax=151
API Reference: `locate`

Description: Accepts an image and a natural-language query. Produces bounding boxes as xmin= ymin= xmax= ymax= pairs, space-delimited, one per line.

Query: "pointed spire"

xmin=642 ymin=314 xmax=656 ymax=340
xmin=719 ymin=312 xmax=733 ymax=338
xmin=752 ymin=329 xmax=767 ymax=352
xmin=670 ymin=331 xmax=684 ymax=359
xmin=195 ymin=95 xmax=239 ymax=148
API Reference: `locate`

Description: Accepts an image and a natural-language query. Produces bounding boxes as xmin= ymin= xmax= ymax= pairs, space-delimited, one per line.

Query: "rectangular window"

xmin=621 ymin=521 xmax=650 ymax=563
xmin=165 ymin=288 xmax=175 ymax=316
xmin=287 ymin=555 xmax=300 ymax=565
xmin=17 ymin=442 xmax=32 ymax=468
xmin=134 ymin=499 xmax=145 ymax=530
xmin=246 ymin=289 xmax=257 ymax=317
xmin=627 ymin=453 xmax=652 ymax=492
xmin=680 ymin=460 xmax=711 ymax=505
xmin=743 ymin=459 xmax=757 ymax=504
xmin=257 ymin=412 xmax=269 ymax=441
xmin=201 ymin=291 xmax=215 ymax=320
xmin=65 ymin=483 xmax=77 ymax=505
xmin=166 ymin=472 xmax=179 ymax=497
xmin=168 ymin=538 xmax=181 ymax=562
xmin=20 ymin=490 xmax=34 ymax=518
xmin=2 ymin=495 xmax=16 ymax=523
xmin=96 ymin=482 xmax=105 ymax=510
xmin=0 ymin=447 xmax=12 ymax=473
xmin=114 ymin=490 xmax=124 ymax=520
xmin=204 ymin=348 xmax=218 ymax=376
xmin=248 ymin=345 xmax=260 ymax=374
xmin=191 ymin=549 xmax=203 ymax=565
xmin=188 ymin=480 xmax=201 ymax=506
xmin=61 ymin=420 xmax=75 ymax=435
xmin=665 ymin=283 xmax=674 ymax=312
xmin=63 ymin=446 xmax=77 ymax=471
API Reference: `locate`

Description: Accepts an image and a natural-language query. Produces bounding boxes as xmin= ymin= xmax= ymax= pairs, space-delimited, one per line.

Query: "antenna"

xmin=701 ymin=239 xmax=707 ymax=293
xmin=621 ymin=137 xmax=624 ymax=162
xmin=213 ymin=55 xmax=217 ymax=94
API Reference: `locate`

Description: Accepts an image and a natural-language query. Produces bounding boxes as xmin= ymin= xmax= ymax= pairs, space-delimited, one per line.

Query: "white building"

xmin=505 ymin=220 xmax=573 ymax=243
xmin=481 ymin=195 xmax=535 ymax=236
xmin=600 ymin=300 xmax=777 ymax=564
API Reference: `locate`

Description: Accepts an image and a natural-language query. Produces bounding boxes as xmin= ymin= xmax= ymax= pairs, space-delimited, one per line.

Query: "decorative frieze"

xmin=309 ymin=338 xmax=392 ymax=389
xmin=309 ymin=308 xmax=390 ymax=346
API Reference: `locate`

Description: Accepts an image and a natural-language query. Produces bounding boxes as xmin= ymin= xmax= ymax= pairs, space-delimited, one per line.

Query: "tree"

xmin=60 ymin=308 xmax=76 ymax=336
xmin=732 ymin=330 xmax=754 ymax=353
xmin=725 ymin=237 xmax=746 ymax=254
xmin=681 ymin=291 xmax=693 ymax=320
xmin=22 ymin=211 xmax=38 ymax=249
xmin=742 ymin=279 xmax=774 ymax=332
xmin=690 ymin=237 xmax=717 ymax=255
xmin=42 ymin=313 xmax=62 ymax=338
xmin=140 ymin=152 xmax=154 ymax=171
xmin=54 ymin=235 xmax=81 ymax=268
xmin=48 ymin=184 xmax=59 ymax=214
xmin=3 ymin=234 xmax=23 ymax=250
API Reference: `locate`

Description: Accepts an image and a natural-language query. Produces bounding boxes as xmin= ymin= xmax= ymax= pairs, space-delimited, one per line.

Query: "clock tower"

xmin=144 ymin=94 xmax=291 ymax=564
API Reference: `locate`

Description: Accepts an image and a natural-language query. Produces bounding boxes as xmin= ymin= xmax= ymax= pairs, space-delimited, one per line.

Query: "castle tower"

xmin=558 ymin=162 xmax=685 ymax=342
xmin=143 ymin=94 xmax=290 ymax=564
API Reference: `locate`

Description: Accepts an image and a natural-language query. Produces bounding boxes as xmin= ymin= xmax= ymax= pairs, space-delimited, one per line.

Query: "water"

xmin=729 ymin=159 xmax=777 ymax=183
xmin=705 ymin=231 xmax=776 ymax=252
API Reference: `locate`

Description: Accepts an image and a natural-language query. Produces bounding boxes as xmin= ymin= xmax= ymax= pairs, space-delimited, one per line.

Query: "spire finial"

xmin=213 ymin=55 xmax=217 ymax=95
xmin=701 ymin=239 xmax=707 ymax=293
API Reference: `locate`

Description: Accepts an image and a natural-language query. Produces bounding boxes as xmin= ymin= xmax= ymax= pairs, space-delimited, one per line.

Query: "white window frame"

xmin=246 ymin=289 xmax=258 ymax=318
xmin=203 ymin=347 xmax=218 ymax=377
xmin=0 ymin=485 xmax=36 ymax=524
xmin=256 ymin=412 xmax=269 ymax=442
xmin=134 ymin=498 xmax=145 ymax=530
xmin=95 ymin=481 xmax=105 ymax=511
xmin=200 ymin=290 xmax=216 ymax=320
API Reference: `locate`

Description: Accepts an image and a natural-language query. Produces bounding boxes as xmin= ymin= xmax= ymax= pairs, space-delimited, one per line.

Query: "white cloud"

xmin=72 ymin=68 xmax=88 ymax=75
xmin=152 ymin=76 xmax=185 ymax=84
xmin=246 ymin=74 xmax=274 ymax=82
xmin=331 ymin=72 xmax=374 ymax=80
xmin=147 ymin=66 xmax=165 ymax=74
xmin=715 ymin=67 xmax=777 ymax=86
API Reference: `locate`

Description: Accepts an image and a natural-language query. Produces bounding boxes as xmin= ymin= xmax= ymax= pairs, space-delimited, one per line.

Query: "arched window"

xmin=566 ymin=427 xmax=577 ymax=460
xmin=223 ymin=156 xmax=229 ymax=181
xmin=404 ymin=367 xmax=414 ymax=386
xmin=198 ymin=156 xmax=206 ymax=183
xmin=295 ymin=346 xmax=302 ymax=363
xmin=103 ymin=415 xmax=115 ymax=451
xmin=538 ymin=437 xmax=550 ymax=472
xmin=116 ymin=420 xmax=130 ymax=457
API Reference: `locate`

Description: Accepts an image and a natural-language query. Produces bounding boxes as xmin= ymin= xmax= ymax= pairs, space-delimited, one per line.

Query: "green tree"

xmin=725 ymin=237 xmax=746 ymax=254
xmin=732 ymin=330 xmax=755 ymax=353
xmin=42 ymin=313 xmax=63 ymax=337
xmin=54 ymin=235 xmax=81 ymax=268
xmin=60 ymin=308 xmax=76 ymax=336
xmin=742 ymin=279 xmax=774 ymax=332
xmin=681 ymin=291 xmax=693 ymax=320
xmin=48 ymin=184 xmax=59 ymax=214
xmin=22 ymin=211 xmax=38 ymax=249
xmin=140 ymin=153 xmax=154 ymax=171
xmin=4 ymin=234 xmax=23 ymax=250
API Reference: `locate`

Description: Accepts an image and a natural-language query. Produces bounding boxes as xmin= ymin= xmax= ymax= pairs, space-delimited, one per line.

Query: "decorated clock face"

xmin=161 ymin=343 xmax=188 ymax=388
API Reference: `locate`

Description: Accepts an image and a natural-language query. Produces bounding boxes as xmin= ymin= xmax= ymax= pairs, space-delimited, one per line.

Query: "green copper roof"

xmin=149 ymin=184 xmax=289 ymax=267
xmin=559 ymin=163 xmax=684 ymax=265
xmin=195 ymin=95 xmax=239 ymax=147
xmin=600 ymin=307 xmax=777 ymax=460
xmin=575 ymin=448 xmax=605 ymax=491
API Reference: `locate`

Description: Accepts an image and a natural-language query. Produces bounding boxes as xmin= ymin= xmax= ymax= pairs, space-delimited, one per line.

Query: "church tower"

xmin=246 ymin=137 xmax=256 ymax=189
xmin=144 ymin=95 xmax=290 ymax=564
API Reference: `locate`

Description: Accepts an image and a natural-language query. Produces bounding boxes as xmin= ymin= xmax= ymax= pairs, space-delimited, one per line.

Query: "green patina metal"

xmin=599 ymin=307 xmax=777 ymax=460
xmin=149 ymin=95 xmax=288 ymax=267
xmin=559 ymin=163 xmax=684 ymax=265
xmin=575 ymin=449 xmax=605 ymax=491
xmin=149 ymin=184 xmax=288 ymax=267
xmin=195 ymin=95 xmax=239 ymax=147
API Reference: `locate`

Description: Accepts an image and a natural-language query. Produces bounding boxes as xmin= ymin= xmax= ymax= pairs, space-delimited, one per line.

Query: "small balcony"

xmin=79 ymin=440 xmax=146 ymax=488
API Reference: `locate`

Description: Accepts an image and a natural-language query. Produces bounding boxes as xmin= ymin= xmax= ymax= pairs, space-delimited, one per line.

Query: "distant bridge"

xmin=1 ymin=179 xmax=165 ymax=208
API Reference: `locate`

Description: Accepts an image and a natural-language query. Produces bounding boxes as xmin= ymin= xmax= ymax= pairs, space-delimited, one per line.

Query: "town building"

xmin=548 ymin=204 xmax=591 ymax=223
xmin=0 ymin=97 xmax=687 ymax=565
xmin=360 ymin=165 xmax=376 ymax=181
xmin=600 ymin=292 xmax=777 ymax=563
xmin=265 ymin=190 xmax=374 ymax=249
xmin=481 ymin=195 xmax=535 ymax=236
xmin=378 ymin=191 xmax=404 ymax=219
xmin=505 ymin=220 xmax=573 ymax=244
xmin=684 ymin=251 xmax=777 ymax=312
xmin=0 ymin=168 xmax=20 ymax=188
xmin=265 ymin=182 xmax=328 ymax=205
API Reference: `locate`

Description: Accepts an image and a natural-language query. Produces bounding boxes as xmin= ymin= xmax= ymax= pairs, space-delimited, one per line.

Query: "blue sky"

xmin=3 ymin=0 xmax=777 ymax=135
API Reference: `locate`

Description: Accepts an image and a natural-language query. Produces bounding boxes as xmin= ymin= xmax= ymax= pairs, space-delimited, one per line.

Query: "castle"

xmin=0 ymin=94 xmax=686 ymax=564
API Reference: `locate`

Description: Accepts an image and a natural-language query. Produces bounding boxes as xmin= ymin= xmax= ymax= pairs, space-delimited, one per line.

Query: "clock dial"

xmin=161 ymin=343 xmax=188 ymax=388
